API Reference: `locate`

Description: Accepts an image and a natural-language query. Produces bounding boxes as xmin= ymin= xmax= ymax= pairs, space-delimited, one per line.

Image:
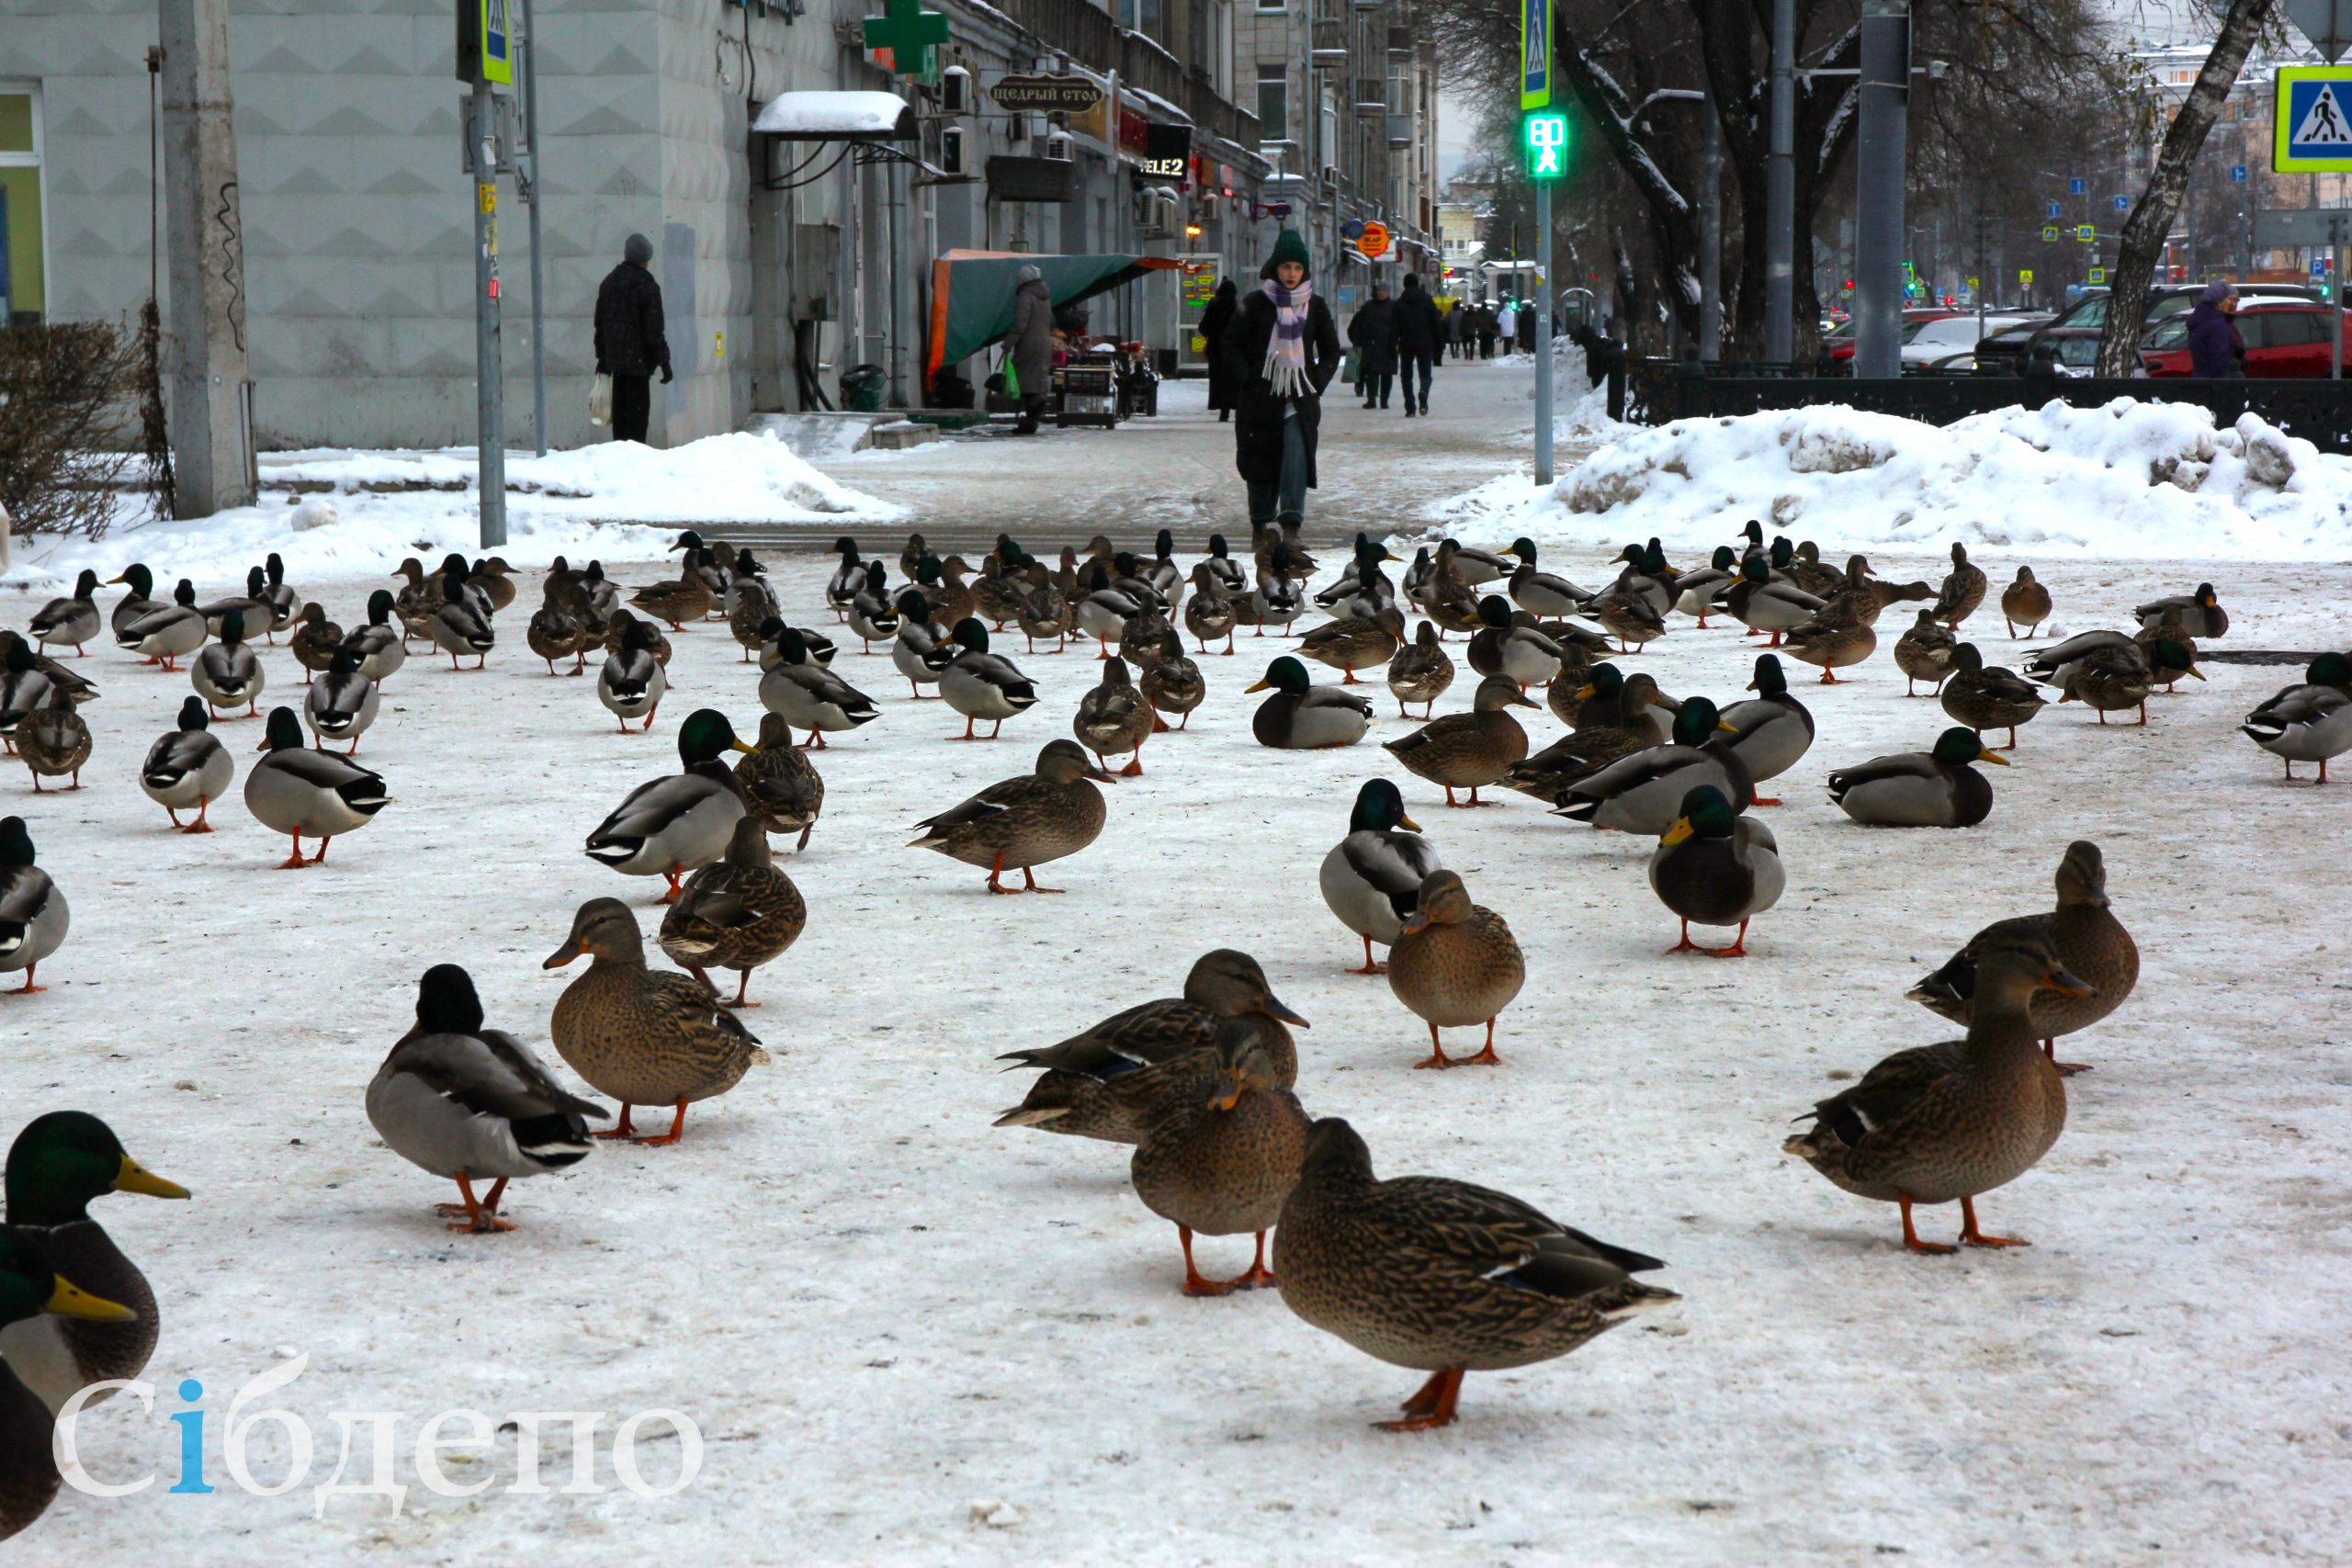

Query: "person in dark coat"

xmin=1476 ymin=302 xmax=1498 ymax=360
xmin=2184 ymin=281 xmax=2244 ymax=378
xmin=1222 ymin=229 xmax=1340 ymax=530
xmin=1392 ymin=274 xmax=1443 ymax=416
xmin=1199 ymin=277 xmax=1239 ymax=423
xmin=1008 ymin=265 xmax=1055 ymax=434
xmin=594 ymin=233 xmax=673 ymax=444
xmin=1349 ymin=282 xmax=1398 ymax=409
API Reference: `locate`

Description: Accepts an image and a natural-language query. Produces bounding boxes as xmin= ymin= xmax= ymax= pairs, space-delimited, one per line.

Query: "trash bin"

xmin=840 ymin=364 xmax=888 ymax=413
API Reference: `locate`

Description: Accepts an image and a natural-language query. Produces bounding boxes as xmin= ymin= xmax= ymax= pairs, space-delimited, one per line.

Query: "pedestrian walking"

xmin=1497 ymin=297 xmax=1519 ymax=356
xmin=1008 ymin=264 xmax=1055 ymax=434
xmin=1393 ymin=274 xmax=1442 ymax=417
xmin=1223 ymin=229 xmax=1340 ymax=532
xmin=1200 ymin=277 xmax=1239 ymax=423
xmin=1349 ymin=282 xmax=1398 ymax=409
xmin=1476 ymin=302 xmax=1498 ymax=360
xmin=2184 ymin=280 xmax=2244 ymax=379
xmin=594 ymin=233 xmax=673 ymax=445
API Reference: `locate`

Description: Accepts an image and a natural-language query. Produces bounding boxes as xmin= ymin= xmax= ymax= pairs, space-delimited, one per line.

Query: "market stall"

xmin=924 ymin=250 xmax=1182 ymax=421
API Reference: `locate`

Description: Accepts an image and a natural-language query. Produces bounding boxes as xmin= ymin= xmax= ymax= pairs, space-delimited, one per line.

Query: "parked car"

xmin=1820 ymin=308 xmax=1962 ymax=372
xmin=1980 ymin=283 xmax=2323 ymax=376
xmin=1900 ymin=313 xmax=2044 ymax=374
xmin=2140 ymin=300 xmax=2352 ymax=377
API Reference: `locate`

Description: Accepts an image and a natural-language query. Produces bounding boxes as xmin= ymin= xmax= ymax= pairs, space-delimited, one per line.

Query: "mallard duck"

xmin=899 ymin=531 xmax=930 ymax=582
xmin=0 ymin=1112 xmax=186 ymax=1412
xmin=390 ymin=557 xmax=442 ymax=643
xmin=244 ymin=706 xmax=389 ymax=866
xmin=341 ymin=590 xmax=409 ymax=685
xmin=932 ymin=555 xmax=979 ymax=626
xmin=1415 ymin=543 xmax=1484 ymax=636
xmin=658 ymin=815 xmax=807 ymax=1007
xmin=191 ymin=608 xmax=265 ymax=718
xmin=17 ymin=685 xmax=90 ymax=792
xmin=1908 ymin=840 xmax=2137 ymax=1073
xmin=140 ymin=697 xmax=233 ymax=832
xmin=1939 ymin=643 xmax=2045 ymax=749
xmin=1718 ymin=558 xmax=1823 ymax=646
xmin=994 ymin=949 xmax=1307 ymax=1140
xmin=1299 ymin=605 xmax=1406 ymax=684
xmin=1203 ymin=532 xmax=1250 ymax=595
xmin=1386 ymin=621 xmax=1454 ymax=718
xmin=580 ymin=559 xmax=620 ymax=632
xmin=1504 ymin=538 xmax=1593 ymax=618
xmin=117 ymin=579 xmax=207 ymax=671
xmin=1247 ymin=656 xmax=1373 ymax=750
xmin=1273 ymin=1117 xmax=1676 ymax=1431
xmin=1073 ymin=562 xmax=1140 ymax=658
xmin=725 ymin=548 xmax=778 ymax=638
xmin=288 ymin=603 xmax=344 ymax=681
xmin=0 ymin=818 xmax=67 ymax=992
xmin=1447 ymin=541 xmax=1511 ymax=585
xmin=1556 ymin=698 xmax=1750 ymax=836
xmin=104 ymin=563 xmax=164 ymax=646
xmin=1781 ymin=600 xmax=1876 ymax=685
xmin=910 ymin=739 xmax=1111 ymax=894
xmin=0 ymin=638 xmax=94 ymax=733
xmin=630 ymin=564 xmax=715 ymax=631
xmin=1506 ymin=673 xmax=1668 ymax=804
xmin=1316 ymin=536 xmax=1399 ymax=621
xmin=1466 ymin=596 xmax=1566 ymax=691
xmin=1253 ymin=521 xmax=1316 ymax=584
xmin=1786 ymin=928 xmax=2081 ymax=1253
xmin=198 ymin=566 xmax=271 ymax=640
xmin=890 ymin=589 xmax=952 ymax=700
xmin=1827 ymin=726 xmax=2005 ymax=828
xmin=1585 ymin=583 xmax=1667 ymax=654
xmin=584 ymin=708 xmax=755 ymax=901
xmin=1893 ymin=609 xmax=1956 ymax=696
xmin=1147 ymin=528 xmax=1186 ymax=610
xmin=530 ymin=588 xmax=590 ymax=676
xmin=1932 ymin=542 xmax=1987 ymax=628
xmin=1648 ymin=784 xmax=1784 ymax=956
xmin=973 ymin=548 xmax=1027 ymax=628
xmin=1545 ymin=658 xmax=1665 ymax=739
xmin=844 ymin=560 xmax=899 ymax=653
xmin=2047 ymin=637 xmax=2201 ymax=726
xmin=753 ymin=615 xmax=832 ymax=672
xmin=1130 ymin=1022 xmax=1311 ymax=1296
xmin=1783 ymin=539 xmax=1845 ymax=598
xmin=1599 ymin=543 xmax=1675 ymax=617
xmin=1318 ymin=779 xmax=1441 ymax=975
xmin=824 ymin=537 xmax=867 ymax=619
xmin=0 ymin=1228 xmax=137 ymax=1540
xmin=2241 ymin=653 xmax=2352 ymax=782
xmin=28 ymin=571 xmax=101 ymax=657
xmin=2133 ymin=581 xmax=2226 ymax=639
xmin=1118 ymin=604 xmax=1174 ymax=673
xmin=467 ymin=554 xmax=517 ymax=615
xmin=761 ymin=626 xmax=882 ymax=749
xmin=1251 ymin=548 xmax=1308 ymax=636
xmin=662 ymin=532 xmax=729 ymax=612
xmin=424 ymin=563 xmax=496 ymax=670
xmin=302 ymin=646 xmax=379 ymax=754
xmin=545 ymin=897 xmax=770 ymax=1145
xmin=733 ymin=711 xmax=825 ymax=850
xmin=365 ymin=964 xmax=605 ymax=1234
xmin=1139 ymin=632 xmax=1204 ymax=731
xmin=2001 ymin=566 xmax=2052 ymax=638
xmin=1386 ymin=869 xmax=1523 ymax=1068
xmin=1670 ymin=547 xmax=1739 ymax=625
xmin=1073 ymin=655 xmax=1153 ymax=776
xmin=1711 ymin=654 xmax=1815 ymax=807
xmin=1382 ymin=674 xmax=1535 ymax=807
xmin=597 ymin=616 xmax=669 ymax=733
xmin=937 ymin=618 xmax=1037 ymax=741
xmin=1015 ymin=562 xmax=1073 ymax=654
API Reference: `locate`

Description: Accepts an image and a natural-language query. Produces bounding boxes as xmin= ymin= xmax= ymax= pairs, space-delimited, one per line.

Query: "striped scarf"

xmin=1259 ymin=277 xmax=1314 ymax=398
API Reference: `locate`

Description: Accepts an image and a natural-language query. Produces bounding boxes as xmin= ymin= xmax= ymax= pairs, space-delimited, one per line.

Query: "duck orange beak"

xmin=2041 ymin=966 xmax=2098 ymax=998
xmin=1976 ymin=746 xmax=2010 ymax=766
xmin=1660 ymin=816 xmax=1694 ymax=847
xmin=1396 ymin=812 xmax=1422 ymax=832
xmin=543 ymin=937 xmax=584 ymax=968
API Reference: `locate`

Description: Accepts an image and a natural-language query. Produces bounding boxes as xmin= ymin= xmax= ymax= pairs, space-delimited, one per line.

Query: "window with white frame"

xmin=0 ymin=85 xmax=42 ymax=324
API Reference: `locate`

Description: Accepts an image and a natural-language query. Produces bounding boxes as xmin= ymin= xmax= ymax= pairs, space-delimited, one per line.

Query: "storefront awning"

xmin=751 ymin=91 xmax=915 ymax=141
xmin=925 ymin=250 xmax=1182 ymax=379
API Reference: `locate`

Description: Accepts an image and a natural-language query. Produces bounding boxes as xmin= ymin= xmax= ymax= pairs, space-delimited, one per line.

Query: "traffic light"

xmin=1524 ymin=112 xmax=1569 ymax=179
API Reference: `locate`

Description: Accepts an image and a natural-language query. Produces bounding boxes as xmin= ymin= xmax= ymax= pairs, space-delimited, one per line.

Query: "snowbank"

xmin=1449 ymin=397 xmax=2352 ymax=560
xmin=1 ymin=432 xmax=903 ymax=592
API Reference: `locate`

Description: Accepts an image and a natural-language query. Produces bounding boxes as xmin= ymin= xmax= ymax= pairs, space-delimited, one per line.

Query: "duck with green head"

xmin=584 ymin=709 xmax=756 ymax=903
xmin=0 ymin=818 xmax=66 ymax=991
xmin=27 ymin=570 xmax=102 ymax=658
xmin=1247 ymin=655 xmax=1373 ymax=749
xmin=1318 ymin=779 xmax=1441 ymax=975
xmin=1555 ymin=697 xmax=1751 ymax=836
xmin=2240 ymin=652 xmax=2352 ymax=781
xmin=340 ymin=589 xmax=409 ymax=685
xmin=116 ymin=578 xmax=208 ymax=671
xmin=2055 ymin=637 xmax=2202 ymax=727
xmin=192 ymin=607 xmax=266 ymax=719
xmin=1826 ymin=726 xmax=2006 ymax=829
xmin=0 ymin=1227 xmax=136 ymax=1541
xmin=1716 ymin=653 xmax=1815 ymax=805
xmin=1647 ymin=785 xmax=1784 ymax=957
xmin=1503 ymin=537 xmax=1592 ymax=620
xmin=141 ymin=696 xmax=233 ymax=831
xmin=103 ymin=562 xmax=163 ymax=645
xmin=244 ymin=706 xmax=390 ymax=867
xmin=0 ymin=1112 xmax=187 ymax=1414
xmin=1671 ymin=546 xmax=1740 ymax=626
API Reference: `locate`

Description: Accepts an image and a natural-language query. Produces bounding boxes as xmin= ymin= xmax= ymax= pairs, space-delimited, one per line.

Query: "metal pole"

xmin=1699 ymin=94 xmax=1722 ymax=360
xmin=1852 ymin=0 xmax=1908 ymax=380
xmin=1974 ymin=209 xmax=1986 ymax=343
xmin=1534 ymin=175 xmax=1553 ymax=486
xmin=887 ymin=158 xmax=906 ymax=407
xmin=2335 ymin=212 xmax=2345 ymax=382
xmin=520 ymin=0 xmax=548 ymax=455
xmin=469 ymin=81 xmax=508 ymax=547
xmin=1763 ymin=0 xmax=1795 ymax=363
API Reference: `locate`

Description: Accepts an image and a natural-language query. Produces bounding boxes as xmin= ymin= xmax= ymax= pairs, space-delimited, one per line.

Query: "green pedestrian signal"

xmin=1524 ymin=112 xmax=1569 ymax=180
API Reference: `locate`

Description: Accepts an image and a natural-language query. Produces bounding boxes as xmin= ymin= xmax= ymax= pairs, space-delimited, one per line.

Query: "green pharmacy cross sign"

xmin=865 ymin=0 xmax=949 ymax=80
xmin=1525 ymin=112 xmax=1568 ymax=179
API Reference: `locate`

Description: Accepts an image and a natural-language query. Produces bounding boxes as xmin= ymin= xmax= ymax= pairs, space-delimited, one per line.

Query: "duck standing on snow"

xmin=303 ymin=646 xmax=379 ymax=753
xmin=1465 ymin=597 xmax=1565 ymax=692
xmin=1647 ymin=785 xmax=1784 ymax=957
xmin=1183 ymin=562 xmax=1238 ymax=656
xmin=1386 ymin=869 xmax=1523 ymax=1069
xmin=890 ymin=589 xmax=951 ymax=700
xmin=1128 ymin=1021 xmax=1311 ymax=1297
xmin=105 ymin=563 xmax=164 ymax=646
xmin=598 ymin=616 xmax=668 ymax=733
xmin=425 ymin=560 xmax=495 ymax=671
xmin=341 ymin=590 xmax=408 ymax=685
xmin=2045 ymin=637 xmax=2201 ymax=727
xmin=1273 ymin=1117 xmax=1677 ymax=1432
xmin=1785 ymin=929 xmax=2083 ymax=1254
xmin=141 ymin=697 xmax=233 ymax=831
xmin=0 ymin=816 xmax=69 ymax=991
xmin=17 ymin=684 xmax=91 ymax=793
xmin=1718 ymin=558 xmax=1822 ymax=647
xmin=657 ymin=815 xmax=808 ymax=1007
xmin=0 ymin=1229 xmax=137 ymax=1541
xmin=1385 ymin=622 xmax=1454 ymax=719
xmin=117 ymin=579 xmax=208 ymax=671
xmin=1717 ymin=653 xmax=1815 ymax=806
xmin=937 ymin=619 xmax=1036 ymax=741
xmin=1138 ymin=631 xmax=1204 ymax=732
xmin=2001 ymin=566 xmax=2052 ymax=638
xmin=2240 ymin=653 xmax=2352 ymax=782
xmin=244 ymin=706 xmax=390 ymax=866
xmin=1248 ymin=656 xmax=1373 ymax=750
xmin=198 ymin=566 xmax=270 ymax=640
xmin=260 ymin=552 xmax=304 ymax=634
xmin=0 ymin=1111 xmax=187 ymax=1413
xmin=846 ymin=561 xmax=900 ymax=653
xmin=1555 ymin=698 xmax=1749 ymax=836
xmin=583 ymin=708 xmax=755 ymax=902
xmin=1827 ymin=726 xmax=2005 ymax=829
xmin=288 ymin=603 xmax=345 ymax=681
xmin=733 ymin=712 xmax=824 ymax=851
xmin=1939 ymin=643 xmax=2046 ymax=750
xmin=761 ymin=626 xmax=882 ymax=749
xmin=1073 ymin=655 xmax=1154 ymax=776
xmin=544 ymin=897 xmax=770 ymax=1146
xmin=910 ymin=739 xmax=1111 ymax=895
xmin=190 ymin=608 xmax=265 ymax=718
xmin=1383 ymin=674 xmax=1535 ymax=807
xmin=1932 ymin=543 xmax=1987 ymax=629
xmin=1893 ymin=609 xmax=1957 ymax=696
xmin=824 ymin=537 xmax=866 ymax=619
xmin=1505 ymin=538 xmax=1594 ymax=619
xmin=1318 ymin=779 xmax=1440 ymax=976
xmin=28 ymin=571 xmax=102 ymax=658
xmin=529 ymin=584 xmax=589 ymax=676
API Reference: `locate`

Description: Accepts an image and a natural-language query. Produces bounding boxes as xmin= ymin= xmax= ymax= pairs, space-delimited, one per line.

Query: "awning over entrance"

xmin=925 ymin=250 xmax=1182 ymax=379
xmin=750 ymin=91 xmax=916 ymax=141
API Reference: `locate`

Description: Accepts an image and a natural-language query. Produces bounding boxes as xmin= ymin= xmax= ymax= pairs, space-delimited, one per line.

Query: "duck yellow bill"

xmin=1243 ymin=678 xmax=1271 ymax=694
xmin=1976 ymin=746 xmax=2010 ymax=765
xmin=2183 ymin=666 xmax=2206 ymax=681
xmin=1396 ymin=812 xmax=1422 ymax=832
xmin=730 ymin=739 xmax=758 ymax=753
xmin=115 ymin=1156 xmax=191 ymax=1201
xmin=1661 ymin=817 xmax=1694 ymax=846
xmin=1575 ymin=684 xmax=1597 ymax=701
xmin=49 ymin=1276 xmax=136 ymax=1323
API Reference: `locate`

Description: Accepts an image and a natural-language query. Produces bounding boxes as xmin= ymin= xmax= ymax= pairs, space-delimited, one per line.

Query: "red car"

xmin=1826 ymin=308 xmax=1963 ymax=364
xmin=2140 ymin=301 xmax=2352 ymax=378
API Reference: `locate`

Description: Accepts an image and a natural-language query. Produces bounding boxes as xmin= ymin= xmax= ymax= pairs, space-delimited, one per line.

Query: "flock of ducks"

xmin=0 ymin=511 xmax=2346 ymax=1534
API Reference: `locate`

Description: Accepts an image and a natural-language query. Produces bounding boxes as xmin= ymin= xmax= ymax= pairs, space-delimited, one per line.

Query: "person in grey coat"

xmin=1008 ymin=265 xmax=1055 ymax=434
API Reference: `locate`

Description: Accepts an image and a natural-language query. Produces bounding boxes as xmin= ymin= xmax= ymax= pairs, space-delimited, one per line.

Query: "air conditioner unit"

xmin=940 ymin=124 xmax=967 ymax=175
xmin=939 ymin=64 xmax=973 ymax=116
xmin=1046 ymin=130 xmax=1072 ymax=161
xmin=1321 ymin=164 xmax=1340 ymax=186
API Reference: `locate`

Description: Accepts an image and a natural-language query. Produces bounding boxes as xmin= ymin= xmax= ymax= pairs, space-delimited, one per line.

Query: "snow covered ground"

xmin=9 ymin=521 xmax=2350 ymax=1563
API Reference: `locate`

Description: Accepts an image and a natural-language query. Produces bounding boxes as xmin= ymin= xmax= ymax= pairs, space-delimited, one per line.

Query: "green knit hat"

xmin=1262 ymin=229 xmax=1312 ymax=280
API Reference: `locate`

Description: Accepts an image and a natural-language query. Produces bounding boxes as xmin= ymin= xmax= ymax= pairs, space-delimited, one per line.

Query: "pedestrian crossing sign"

xmin=2277 ymin=67 xmax=2352 ymax=172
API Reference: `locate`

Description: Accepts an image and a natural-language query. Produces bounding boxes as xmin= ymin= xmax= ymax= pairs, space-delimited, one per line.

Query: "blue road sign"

xmin=2231 ymin=164 xmax=2249 ymax=183
xmin=2067 ymin=176 xmax=2086 ymax=196
xmin=2045 ymin=201 xmax=2063 ymax=219
xmin=2314 ymin=254 xmax=2333 ymax=277
xmin=2112 ymin=194 xmax=2131 ymax=211
xmin=1520 ymin=0 xmax=1553 ymax=110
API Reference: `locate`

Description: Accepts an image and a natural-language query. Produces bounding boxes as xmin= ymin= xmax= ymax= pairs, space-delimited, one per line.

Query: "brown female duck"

xmin=1382 ymin=674 xmax=1536 ymax=807
xmin=657 ymin=815 xmax=807 ymax=1008
xmin=910 ymin=739 xmax=1110 ymax=894
xmin=1129 ymin=1022 xmax=1310 ymax=1296
xmin=1386 ymin=870 xmax=1524 ymax=1068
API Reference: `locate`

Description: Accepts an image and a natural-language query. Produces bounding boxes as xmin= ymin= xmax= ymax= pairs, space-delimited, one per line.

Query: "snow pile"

xmin=1462 ymin=396 xmax=2352 ymax=560
xmin=1 ymin=431 xmax=901 ymax=592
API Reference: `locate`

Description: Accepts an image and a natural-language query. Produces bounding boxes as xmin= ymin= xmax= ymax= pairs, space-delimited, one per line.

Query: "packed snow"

xmin=9 ymin=524 xmax=2351 ymax=1562
xmin=749 ymin=90 xmax=911 ymax=137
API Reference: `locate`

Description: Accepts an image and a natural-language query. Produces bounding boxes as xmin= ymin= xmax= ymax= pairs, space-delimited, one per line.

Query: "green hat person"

xmin=1261 ymin=228 xmax=1313 ymax=283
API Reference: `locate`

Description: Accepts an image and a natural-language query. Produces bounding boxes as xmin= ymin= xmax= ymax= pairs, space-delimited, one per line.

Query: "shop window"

xmin=0 ymin=85 xmax=42 ymax=324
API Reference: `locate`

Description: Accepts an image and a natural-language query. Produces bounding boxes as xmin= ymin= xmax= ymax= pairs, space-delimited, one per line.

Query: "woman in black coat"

xmin=1199 ymin=278 xmax=1239 ymax=422
xmin=1221 ymin=230 xmax=1341 ymax=530
xmin=1349 ymin=283 xmax=1399 ymax=409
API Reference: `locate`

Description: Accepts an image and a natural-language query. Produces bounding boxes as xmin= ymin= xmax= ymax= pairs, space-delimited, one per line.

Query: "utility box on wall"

xmin=792 ymin=223 xmax=837 ymax=320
